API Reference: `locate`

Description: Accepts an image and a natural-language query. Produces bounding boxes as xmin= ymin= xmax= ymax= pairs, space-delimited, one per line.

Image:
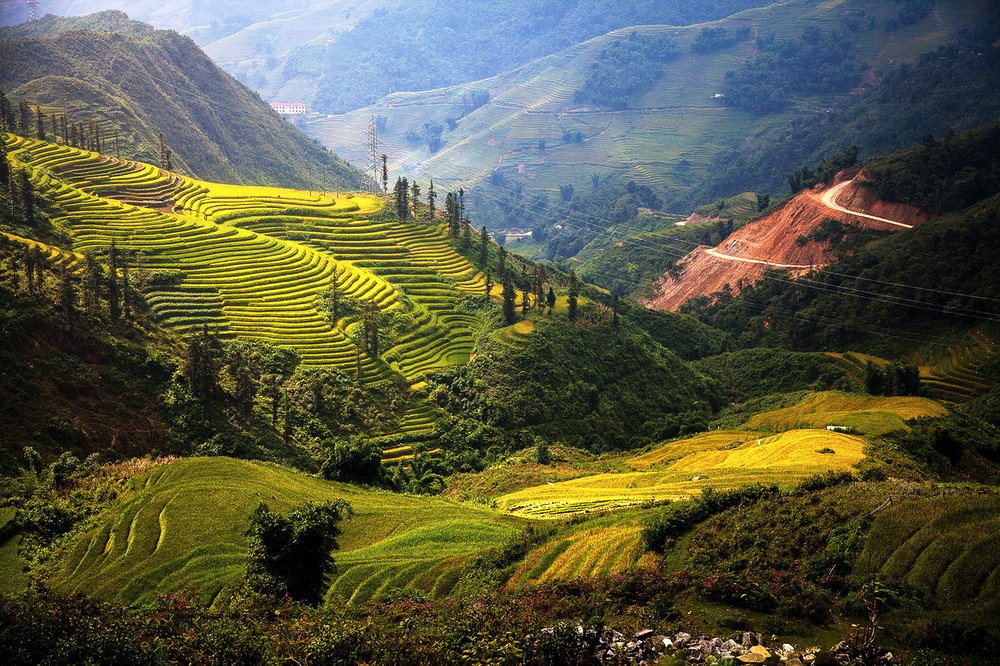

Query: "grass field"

xmin=496 ymin=429 xmax=866 ymax=517
xmin=856 ymin=491 xmax=1000 ymax=613
xmin=48 ymin=457 xmax=517 ymax=607
xmin=740 ymin=391 xmax=947 ymax=436
xmin=4 ymin=134 xmax=494 ymax=450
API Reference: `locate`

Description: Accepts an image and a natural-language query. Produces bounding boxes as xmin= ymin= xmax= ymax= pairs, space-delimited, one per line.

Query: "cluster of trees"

xmin=863 ymin=361 xmax=921 ymax=397
xmin=863 ymin=122 xmax=1000 ymax=213
xmin=692 ymin=25 xmax=751 ymax=54
xmin=722 ymin=27 xmax=865 ymax=114
xmin=0 ymin=90 xmax=120 ymax=156
xmin=573 ymin=32 xmax=679 ymax=109
xmin=246 ymin=499 xmax=352 ymax=605
xmin=785 ymin=145 xmax=860 ymax=193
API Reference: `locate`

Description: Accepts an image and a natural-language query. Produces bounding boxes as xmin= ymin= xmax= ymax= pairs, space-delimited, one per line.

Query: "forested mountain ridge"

xmin=0 ymin=11 xmax=363 ymax=190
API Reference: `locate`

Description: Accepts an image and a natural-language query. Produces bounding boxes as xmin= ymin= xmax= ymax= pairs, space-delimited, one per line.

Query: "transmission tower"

xmin=27 ymin=0 xmax=40 ymax=22
xmin=366 ymin=116 xmax=379 ymax=193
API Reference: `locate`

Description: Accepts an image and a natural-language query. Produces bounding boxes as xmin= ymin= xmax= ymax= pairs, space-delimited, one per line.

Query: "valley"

xmin=0 ymin=1 xmax=999 ymax=664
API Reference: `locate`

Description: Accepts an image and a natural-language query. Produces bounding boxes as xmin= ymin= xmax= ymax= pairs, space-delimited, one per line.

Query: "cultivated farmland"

xmin=49 ymin=457 xmax=517 ymax=606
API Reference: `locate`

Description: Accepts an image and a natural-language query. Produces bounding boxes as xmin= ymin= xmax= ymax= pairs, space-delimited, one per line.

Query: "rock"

xmin=738 ymin=654 xmax=766 ymax=664
xmin=787 ymin=659 xmax=804 ymax=666
xmin=803 ymin=655 xmax=815 ymax=663
xmin=662 ymin=637 xmax=673 ymax=649
xmin=750 ymin=645 xmax=771 ymax=657
xmin=634 ymin=629 xmax=655 ymax=641
xmin=674 ymin=632 xmax=692 ymax=647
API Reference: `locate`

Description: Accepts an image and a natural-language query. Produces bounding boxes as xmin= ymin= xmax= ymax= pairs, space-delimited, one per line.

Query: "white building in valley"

xmin=270 ymin=101 xmax=307 ymax=115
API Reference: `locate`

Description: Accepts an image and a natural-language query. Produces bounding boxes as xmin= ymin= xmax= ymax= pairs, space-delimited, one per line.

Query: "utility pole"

xmin=27 ymin=0 xmax=39 ymax=22
xmin=366 ymin=116 xmax=379 ymax=193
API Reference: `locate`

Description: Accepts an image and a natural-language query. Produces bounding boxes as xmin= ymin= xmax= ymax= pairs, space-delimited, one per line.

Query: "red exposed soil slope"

xmin=643 ymin=171 xmax=928 ymax=311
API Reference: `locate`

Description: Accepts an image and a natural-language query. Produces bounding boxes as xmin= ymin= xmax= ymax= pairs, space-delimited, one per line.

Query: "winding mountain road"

xmin=817 ymin=179 xmax=914 ymax=229
xmin=699 ymin=178 xmax=914 ymax=271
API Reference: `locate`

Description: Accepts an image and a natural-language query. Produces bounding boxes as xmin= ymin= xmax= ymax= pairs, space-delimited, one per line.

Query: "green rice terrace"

xmin=3 ymin=133 xmax=493 ymax=453
xmin=48 ymin=457 xmax=519 ymax=607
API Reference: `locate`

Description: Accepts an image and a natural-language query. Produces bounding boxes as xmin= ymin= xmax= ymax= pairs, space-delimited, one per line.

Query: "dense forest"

xmin=573 ymin=32 xmax=678 ymax=109
xmin=722 ymin=27 xmax=864 ymax=114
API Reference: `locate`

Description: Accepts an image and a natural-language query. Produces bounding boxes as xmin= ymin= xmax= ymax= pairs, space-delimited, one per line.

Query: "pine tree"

xmin=444 ymin=192 xmax=458 ymax=236
xmin=427 ymin=180 xmax=436 ymax=221
xmin=61 ymin=115 xmax=68 ymax=145
xmin=18 ymin=101 xmax=31 ymax=135
xmin=107 ymin=241 xmax=121 ymax=321
xmin=0 ymin=89 xmax=13 ymax=131
xmin=381 ymin=154 xmax=389 ymax=194
xmin=82 ymin=253 xmax=102 ymax=315
xmin=497 ymin=244 xmax=507 ymax=277
xmin=568 ymin=270 xmax=579 ymax=321
xmin=484 ymin=272 xmax=493 ymax=298
xmin=0 ymin=140 xmax=9 ymax=189
xmin=410 ymin=180 xmax=420 ymax=218
xmin=521 ymin=289 xmax=530 ymax=314
xmin=121 ymin=252 xmax=132 ymax=320
xmin=185 ymin=326 xmax=223 ymax=401
xmin=546 ymin=286 xmax=556 ymax=313
xmin=326 ymin=271 xmax=341 ymax=321
xmin=534 ymin=265 xmax=545 ymax=310
xmin=502 ymin=276 xmax=517 ymax=325
xmin=461 ymin=219 xmax=472 ymax=251
xmin=58 ymin=267 xmax=77 ymax=325
xmin=32 ymin=246 xmax=44 ymax=292
xmin=34 ymin=107 xmax=45 ymax=140
xmin=19 ymin=171 xmax=35 ymax=227
xmin=51 ymin=115 xmax=58 ymax=143
xmin=362 ymin=301 xmax=380 ymax=358
xmin=479 ymin=226 xmax=489 ymax=268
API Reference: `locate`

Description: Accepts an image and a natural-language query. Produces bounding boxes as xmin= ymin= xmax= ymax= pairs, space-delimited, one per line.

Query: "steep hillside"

xmin=306 ymin=0 xmax=990 ymax=227
xmin=0 ymin=11 xmax=363 ymax=190
xmin=3 ymin=133 xmax=494 ymax=453
xmin=644 ymin=172 xmax=928 ymax=311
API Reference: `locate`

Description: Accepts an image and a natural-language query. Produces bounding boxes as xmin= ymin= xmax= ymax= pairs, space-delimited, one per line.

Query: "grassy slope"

xmin=0 ymin=14 xmax=363 ymax=190
xmin=306 ymin=0 xmax=985 ymax=208
xmin=49 ymin=457 xmax=518 ymax=606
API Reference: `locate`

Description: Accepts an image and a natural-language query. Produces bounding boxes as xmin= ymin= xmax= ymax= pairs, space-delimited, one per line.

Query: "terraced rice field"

xmin=857 ymin=492 xmax=1000 ymax=613
xmin=49 ymin=457 xmax=516 ymax=607
xmin=508 ymin=522 xmax=656 ymax=586
xmin=4 ymin=134 xmax=492 ymax=447
xmin=829 ymin=331 xmax=997 ymax=404
xmin=741 ymin=391 xmax=947 ymax=436
xmin=496 ymin=429 xmax=866 ymax=517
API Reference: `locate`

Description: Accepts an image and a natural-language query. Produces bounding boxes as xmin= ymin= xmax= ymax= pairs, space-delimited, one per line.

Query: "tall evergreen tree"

xmin=61 ymin=115 xmax=68 ymax=145
xmin=427 ymin=180 xmax=436 ymax=221
xmin=410 ymin=180 xmax=420 ymax=218
xmin=479 ymin=226 xmax=489 ymax=268
xmin=107 ymin=241 xmax=121 ymax=321
xmin=534 ymin=265 xmax=545 ymax=309
xmin=326 ymin=271 xmax=341 ymax=321
xmin=520 ymin=289 xmax=530 ymax=315
xmin=0 ymin=89 xmax=13 ymax=131
xmin=18 ymin=101 xmax=31 ymax=135
xmin=185 ymin=326 xmax=224 ymax=401
xmin=461 ymin=218 xmax=472 ymax=251
xmin=58 ymin=267 xmax=77 ymax=325
xmin=484 ymin=272 xmax=493 ymax=298
xmin=546 ymin=286 xmax=556 ymax=313
xmin=502 ymin=275 xmax=517 ymax=325
xmin=0 ymin=139 xmax=9 ymax=189
xmin=82 ymin=253 xmax=102 ymax=315
xmin=497 ymin=244 xmax=507 ymax=277
xmin=19 ymin=171 xmax=35 ymax=227
xmin=567 ymin=270 xmax=579 ymax=321
xmin=361 ymin=301 xmax=381 ymax=358
xmin=35 ymin=107 xmax=45 ymax=140
xmin=50 ymin=115 xmax=58 ymax=143
xmin=381 ymin=154 xmax=389 ymax=194
xmin=120 ymin=253 xmax=131 ymax=320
